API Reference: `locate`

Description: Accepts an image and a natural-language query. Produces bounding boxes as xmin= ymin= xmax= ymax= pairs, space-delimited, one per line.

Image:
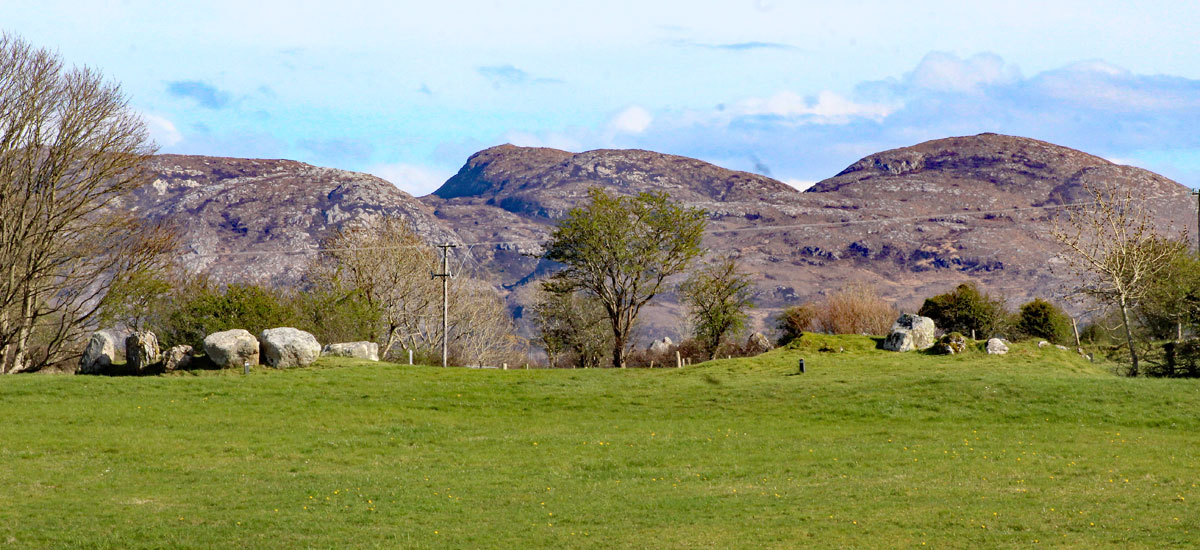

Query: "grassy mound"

xmin=1 ymin=335 xmax=1197 ymax=548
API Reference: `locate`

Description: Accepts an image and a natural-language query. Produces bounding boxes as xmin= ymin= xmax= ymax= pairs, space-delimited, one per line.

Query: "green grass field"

xmin=2 ymin=334 xmax=1198 ymax=549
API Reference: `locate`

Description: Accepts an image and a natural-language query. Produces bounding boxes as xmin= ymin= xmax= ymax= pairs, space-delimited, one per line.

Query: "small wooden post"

xmin=650 ymin=361 xmax=655 ymax=369
xmin=408 ymin=349 xmax=414 ymax=365
xmin=676 ymin=351 xmax=682 ymax=368
xmin=1072 ymin=317 xmax=1081 ymax=347
xmin=502 ymin=363 xmax=507 ymax=370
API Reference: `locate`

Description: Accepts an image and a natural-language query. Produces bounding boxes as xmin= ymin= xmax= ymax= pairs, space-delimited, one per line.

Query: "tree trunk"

xmin=1120 ymin=302 xmax=1139 ymax=376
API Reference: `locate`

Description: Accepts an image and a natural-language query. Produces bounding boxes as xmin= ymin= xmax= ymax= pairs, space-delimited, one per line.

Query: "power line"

xmin=185 ymin=191 xmax=1191 ymax=258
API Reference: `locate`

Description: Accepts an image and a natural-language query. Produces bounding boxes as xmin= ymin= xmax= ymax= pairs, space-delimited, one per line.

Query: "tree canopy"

xmin=543 ymin=188 xmax=706 ymax=368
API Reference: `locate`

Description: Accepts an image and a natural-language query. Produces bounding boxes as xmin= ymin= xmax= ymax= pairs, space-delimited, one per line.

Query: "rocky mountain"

xmin=422 ymin=133 xmax=1195 ymax=336
xmin=130 ymin=155 xmax=461 ymax=285
xmin=133 ymin=134 xmax=1197 ymax=342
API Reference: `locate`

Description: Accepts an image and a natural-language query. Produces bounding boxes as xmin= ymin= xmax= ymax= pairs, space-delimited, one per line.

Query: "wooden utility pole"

xmin=432 ymin=243 xmax=457 ymax=367
xmin=1192 ymin=189 xmax=1200 ymax=255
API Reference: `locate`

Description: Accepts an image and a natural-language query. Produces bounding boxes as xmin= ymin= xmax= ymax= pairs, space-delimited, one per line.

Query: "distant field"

xmin=1 ymin=334 xmax=1198 ymax=549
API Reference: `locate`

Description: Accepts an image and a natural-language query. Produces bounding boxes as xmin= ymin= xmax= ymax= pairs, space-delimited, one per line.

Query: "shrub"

xmin=815 ymin=284 xmax=896 ymax=335
xmin=154 ymin=283 xmax=296 ymax=350
xmin=1015 ymin=299 xmax=1073 ymax=344
xmin=776 ymin=304 xmax=817 ymax=345
xmin=918 ymin=282 xmax=1007 ymax=337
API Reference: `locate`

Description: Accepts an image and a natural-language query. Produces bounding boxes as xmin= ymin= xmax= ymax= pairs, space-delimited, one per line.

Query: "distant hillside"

xmin=133 ymin=134 xmax=1196 ymax=342
xmin=131 ymin=155 xmax=461 ymax=285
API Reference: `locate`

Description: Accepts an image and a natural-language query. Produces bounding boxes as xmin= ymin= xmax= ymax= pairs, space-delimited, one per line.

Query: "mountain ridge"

xmin=129 ymin=133 xmax=1197 ymax=341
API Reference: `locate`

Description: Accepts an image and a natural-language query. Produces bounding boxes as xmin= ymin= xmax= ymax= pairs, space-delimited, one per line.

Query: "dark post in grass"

xmin=798 ymin=358 xmax=805 ymax=374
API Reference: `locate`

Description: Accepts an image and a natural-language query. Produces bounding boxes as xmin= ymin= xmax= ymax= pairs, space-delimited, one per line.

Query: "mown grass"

xmin=1 ymin=334 xmax=1198 ymax=548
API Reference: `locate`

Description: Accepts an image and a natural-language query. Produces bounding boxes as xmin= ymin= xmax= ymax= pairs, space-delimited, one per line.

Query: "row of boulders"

xmin=882 ymin=313 xmax=1010 ymax=355
xmin=80 ymin=327 xmax=380 ymax=375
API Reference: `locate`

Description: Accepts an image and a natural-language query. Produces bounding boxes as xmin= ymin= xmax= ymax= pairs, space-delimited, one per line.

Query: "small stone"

xmin=163 ymin=345 xmax=194 ymax=372
xmin=746 ymin=332 xmax=772 ymax=354
xmin=321 ymin=341 xmax=380 ymax=361
xmin=934 ymin=332 xmax=968 ymax=354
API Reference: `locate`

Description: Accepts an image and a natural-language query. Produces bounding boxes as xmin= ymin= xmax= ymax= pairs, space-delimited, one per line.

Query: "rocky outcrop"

xmin=260 ymin=327 xmax=321 ymax=368
xmin=322 ymin=342 xmax=380 ymax=361
xmin=130 ymin=155 xmax=462 ymax=287
xmin=883 ymin=313 xmax=937 ymax=352
xmin=125 ymin=331 xmax=162 ymax=374
xmin=204 ymin=329 xmax=259 ymax=369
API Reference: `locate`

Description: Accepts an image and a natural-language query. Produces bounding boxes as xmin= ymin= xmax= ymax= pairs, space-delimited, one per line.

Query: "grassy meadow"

xmin=1 ymin=334 xmax=1198 ymax=548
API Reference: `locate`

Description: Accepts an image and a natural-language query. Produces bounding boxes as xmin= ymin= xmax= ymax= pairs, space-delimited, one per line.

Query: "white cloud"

xmin=368 ymin=163 xmax=453 ymax=197
xmin=730 ymin=90 xmax=895 ymax=123
xmin=609 ymin=105 xmax=653 ymax=134
xmin=903 ymin=52 xmax=1021 ymax=93
xmin=141 ymin=113 xmax=183 ymax=147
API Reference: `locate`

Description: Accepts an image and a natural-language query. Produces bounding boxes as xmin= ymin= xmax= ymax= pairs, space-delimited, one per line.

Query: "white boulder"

xmin=260 ymin=327 xmax=321 ymax=368
xmin=986 ymin=338 xmax=1009 ymax=355
xmin=883 ymin=313 xmax=937 ymax=352
xmin=204 ymin=329 xmax=260 ymax=369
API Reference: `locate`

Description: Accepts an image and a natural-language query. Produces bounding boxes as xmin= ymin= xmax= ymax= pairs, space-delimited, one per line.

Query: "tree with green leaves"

xmin=544 ymin=188 xmax=706 ymax=368
xmin=678 ymin=257 xmax=754 ymax=359
xmin=1135 ymin=247 xmax=1200 ymax=340
xmin=917 ymin=282 xmax=1007 ymax=338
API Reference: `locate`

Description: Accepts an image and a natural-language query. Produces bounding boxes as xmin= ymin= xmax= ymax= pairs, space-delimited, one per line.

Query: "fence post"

xmin=408 ymin=349 xmax=413 ymax=366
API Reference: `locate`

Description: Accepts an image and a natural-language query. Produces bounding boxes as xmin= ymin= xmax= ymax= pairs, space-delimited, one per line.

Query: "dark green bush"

xmin=154 ymin=283 xmax=296 ymax=349
xmin=917 ymin=282 xmax=1007 ymax=337
xmin=1015 ymin=298 xmax=1073 ymax=344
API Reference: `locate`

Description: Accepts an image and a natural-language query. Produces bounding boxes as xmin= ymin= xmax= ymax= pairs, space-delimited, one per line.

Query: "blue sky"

xmin=7 ymin=1 xmax=1200 ymax=195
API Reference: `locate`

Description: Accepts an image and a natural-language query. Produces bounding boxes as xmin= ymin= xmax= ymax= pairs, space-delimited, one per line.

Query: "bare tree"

xmin=0 ymin=34 xmax=168 ymax=373
xmin=307 ymin=217 xmax=436 ymax=358
xmin=1051 ymin=180 xmax=1184 ymax=375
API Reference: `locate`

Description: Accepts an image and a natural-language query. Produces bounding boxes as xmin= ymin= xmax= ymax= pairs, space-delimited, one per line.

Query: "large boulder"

xmin=321 ymin=341 xmax=380 ymax=361
xmin=933 ymin=332 xmax=968 ymax=355
xmin=203 ymin=329 xmax=260 ymax=369
xmin=126 ymin=331 xmax=162 ymax=374
xmin=746 ymin=332 xmax=772 ymax=355
xmin=79 ymin=331 xmax=119 ymax=374
xmin=883 ymin=313 xmax=937 ymax=352
xmin=986 ymin=338 xmax=1009 ymax=355
xmin=648 ymin=337 xmax=673 ymax=355
xmin=163 ymin=345 xmax=195 ymax=372
xmin=260 ymin=327 xmax=321 ymax=368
